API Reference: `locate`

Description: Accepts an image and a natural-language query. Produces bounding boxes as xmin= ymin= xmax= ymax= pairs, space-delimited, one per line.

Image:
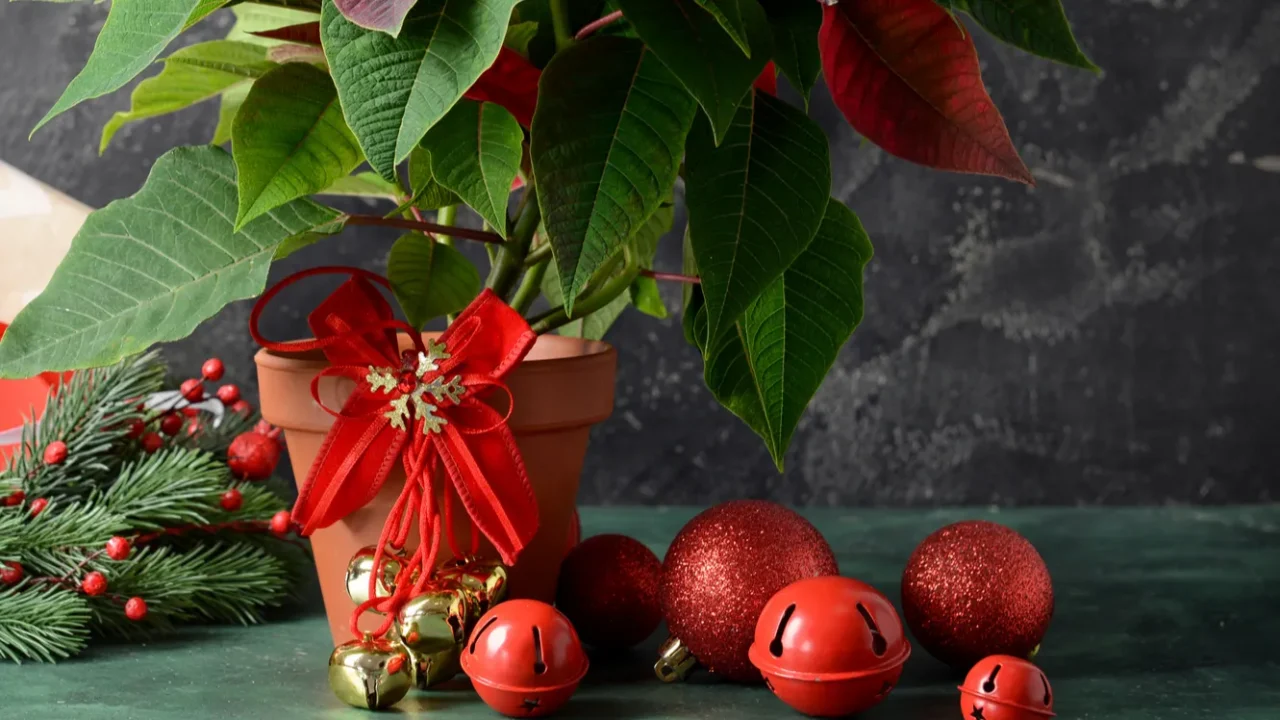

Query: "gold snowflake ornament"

xmin=365 ymin=339 xmax=464 ymax=435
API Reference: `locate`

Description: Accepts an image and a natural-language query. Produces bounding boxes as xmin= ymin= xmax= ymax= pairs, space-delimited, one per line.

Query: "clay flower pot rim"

xmin=254 ymin=332 xmax=614 ymax=375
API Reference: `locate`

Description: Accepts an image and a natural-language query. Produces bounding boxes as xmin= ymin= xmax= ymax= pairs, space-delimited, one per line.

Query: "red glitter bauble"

xmin=901 ymin=520 xmax=1053 ymax=669
xmin=227 ymin=431 xmax=281 ymax=481
xmin=556 ymin=534 xmax=662 ymax=649
xmin=660 ymin=500 xmax=838 ymax=682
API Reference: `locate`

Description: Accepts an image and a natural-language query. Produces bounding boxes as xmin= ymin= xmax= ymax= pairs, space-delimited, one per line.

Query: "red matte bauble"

xmin=556 ymin=534 xmax=662 ymax=649
xmin=460 ymin=599 xmax=589 ymax=717
xmin=750 ymin=576 xmax=910 ymax=717
xmin=902 ymin=521 xmax=1053 ymax=668
xmin=959 ymin=655 xmax=1055 ymax=720
xmin=660 ymin=500 xmax=838 ymax=682
xmin=227 ymin=431 xmax=281 ymax=481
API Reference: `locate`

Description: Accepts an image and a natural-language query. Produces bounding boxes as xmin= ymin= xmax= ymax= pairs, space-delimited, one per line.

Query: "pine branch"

xmin=102 ymin=448 xmax=229 ymax=528
xmin=0 ymin=583 xmax=92 ymax=663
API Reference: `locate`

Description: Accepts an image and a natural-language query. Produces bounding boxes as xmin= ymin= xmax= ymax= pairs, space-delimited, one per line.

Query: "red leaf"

xmin=334 ymin=0 xmax=418 ymax=35
xmin=754 ymin=61 xmax=777 ymax=96
xmin=464 ymin=47 xmax=541 ymax=128
xmin=252 ymin=22 xmax=322 ymax=46
xmin=819 ymin=0 xmax=1032 ymax=184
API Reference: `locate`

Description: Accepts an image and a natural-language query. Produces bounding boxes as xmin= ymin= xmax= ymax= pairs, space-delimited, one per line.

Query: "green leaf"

xmin=631 ymin=202 xmax=674 ymax=266
xmin=408 ymin=148 xmax=462 ymax=211
xmin=504 ymin=20 xmax=539 ymax=56
xmin=680 ymin=224 xmax=701 ymax=344
xmin=612 ymin=0 xmax=771 ymax=144
xmin=419 ymin=101 xmax=523 ymax=238
xmin=700 ymin=199 xmax=872 ymax=469
xmin=0 ymin=146 xmax=340 ymax=378
xmin=32 ymin=0 xmax=225 ymax=134
xmin=954 ymin=0 xmax=1098 ymax=71
xmin=100 ymin=41 xmax=273 ymax=153
xmin=212 ymin=84 xmax=250 ymax=146
xmin=227 ymin=3 xmax=320 ymax=45
xmin=531 ymin=36 xmax=696 ymax=314
xmin=387 ymin=234 xmax=483 ymax=329
xmin=758 ymin=0 xmax=822 ymax=106
xmin=232 ymin=62 xmax=363 ymax=228
xmin=694 ymin=0 xmax=754 ymax=56
xmin=630 ymin=276 xmax=668 ymax=318
xmin=684 ymin=89 xmax=831 ymax=344
xmin=318 ymin=172 xmax=402 ymax=199
xmin=540 ymin=262 xmax=631 ymax=340
xmin=321 ymin=0 xmax=521 ymax=179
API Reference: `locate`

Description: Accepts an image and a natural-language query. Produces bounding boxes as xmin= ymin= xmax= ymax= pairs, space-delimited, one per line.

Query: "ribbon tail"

xmin=293 ymin=411 xmax=405 ymax=535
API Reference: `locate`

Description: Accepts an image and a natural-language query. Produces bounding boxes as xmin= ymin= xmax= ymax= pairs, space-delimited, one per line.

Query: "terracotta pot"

xmin=255 ymin=333 xmax=615 ymax=644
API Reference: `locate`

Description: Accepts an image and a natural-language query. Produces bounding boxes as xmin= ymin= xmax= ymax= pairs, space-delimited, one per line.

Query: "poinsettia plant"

xmin=0 ymin=0 xmax=1093 ymax=468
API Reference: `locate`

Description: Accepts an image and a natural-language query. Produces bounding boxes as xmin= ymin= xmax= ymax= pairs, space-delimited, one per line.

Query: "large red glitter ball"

xmin=556 ymin=534 xmax=662 ymax=650
xmin=901 ymin=520 xmax=1053 ymax=669
xmin=227 ymin=430 xmax=281 ymax=481
xmin=660 ymin=500 xmax=838 ymax=682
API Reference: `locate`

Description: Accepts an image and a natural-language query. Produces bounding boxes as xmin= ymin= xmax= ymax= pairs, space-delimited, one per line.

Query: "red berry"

xmin=28 ymin=498 xmax=48 ymax=517
xmin=220 ymin=488 xmax=243 ymax=512
xmin=141 ymin=432 xmax=164 ymax=453
xmin=81 ymin=571 xmax=108 ymax=596
xmin=4 ymin=490 xmax=24 ymax=507
xmin=181 ymin=407 xmax=199 ymax=418
xmin=269 ymin=510 xmax=292 ymax=536
xmin=124 ymin=596 xmax=148 ymax=621
xmin=201 ymin=358 xmax=225 ymax=382
xmin=1 ymin=561 xmax=23 ymax=585
xmin=42 ymin=440 xmax=68 ymax=466
xmin=186 ymin=419 xmax=203 ymax=437
xmin=215 ymin=384 xmax=241 ymax=405
xmin=180 ymin=378 xmax=204 ymax=402
xmin=105 ymin=536 xmax=132 ymax=561
xmin=230 ymin=399 xmax=252 ymax=416
xmin=126 ymin=418 xmax=146 ymax=438
xmin=159 ymin=412 xmax=183 ymax=436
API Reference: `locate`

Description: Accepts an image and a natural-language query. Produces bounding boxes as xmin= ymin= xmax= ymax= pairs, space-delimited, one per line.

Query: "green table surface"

xmin=4 ymin=506 xmax=1279 ymax=719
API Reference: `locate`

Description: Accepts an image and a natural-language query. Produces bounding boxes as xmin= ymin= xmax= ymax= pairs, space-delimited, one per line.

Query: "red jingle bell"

xmin=750 ymin=576 xmax=911 ymax=717
xmin=959 ymin=655 xmax=1055 ymax=720
xmin=460 ymin=599 xmax=589 ymax=718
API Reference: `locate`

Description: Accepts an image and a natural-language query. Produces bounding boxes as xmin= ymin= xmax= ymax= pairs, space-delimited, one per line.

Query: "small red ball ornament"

xmin=460 ymin=599 xmax=589 ymax=717
xmin=959 ymin=655 xmax=1055 ymax=720
xmin=125 ymin=596 xmax=149 ymax=622
xmin=81 ymin=571 xmax=108 ymax=596
xmin=159 ymin=412 xmax=183 ymax=436
xmin=220 ymin=488 xmax=243 ymax=512
xmin=43 ymin=440 xmax=68 ymax=466
xmin=28 ymin=497 xmax=49 ymax=517
xmin=105 ymin=536 xmax=132 ymax=561
xmin=750 ymin=576 xmax=911 ymax=717
xmin=140 ymin=432 xmax=164 ymax=454
xmin=227 ymin=422 xmax=282 ymax=481
xmin=1 ymin=561 xmax=24 ymax=585
xmin=126 ymin=418 xmax=146 ymax=438
xmin=657 ymin=500 xmax=838 ymax=683
xmin=201 ymin=358 xmax=225 ymax=382
xmin=269 ymin=510 xmax=292 ymax=535
xmin=215 ymin=384 xmax=241 ymax=405
xmin=556 ymin=534 xmax=662 ymax=650
xmin=902 ymin=520 xmax=1054 ymax=668
xmin=180 ymin=378 xmax=204 ymax=402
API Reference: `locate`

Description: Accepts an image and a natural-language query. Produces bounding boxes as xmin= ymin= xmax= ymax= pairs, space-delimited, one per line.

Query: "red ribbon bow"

xmin=250 ymin=267 xmax=539 ymax=634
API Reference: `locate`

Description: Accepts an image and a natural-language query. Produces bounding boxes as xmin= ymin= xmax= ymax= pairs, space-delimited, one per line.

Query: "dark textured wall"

xmin=3 ymin=2 xmax=1278 ymax=506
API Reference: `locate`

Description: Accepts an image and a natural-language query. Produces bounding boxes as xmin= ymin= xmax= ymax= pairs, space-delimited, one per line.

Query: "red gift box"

xmin=0 ymin=322 xmax=71 ymax=467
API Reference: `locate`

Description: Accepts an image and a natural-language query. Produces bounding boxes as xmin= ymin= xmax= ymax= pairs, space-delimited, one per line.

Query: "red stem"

xmin=576 ymin=10 xmax=624 ymax=40
xmin=640 ymin=269 xmax=700 ymax=284
xmin=345 ymin=214 xmax=503 ymax=244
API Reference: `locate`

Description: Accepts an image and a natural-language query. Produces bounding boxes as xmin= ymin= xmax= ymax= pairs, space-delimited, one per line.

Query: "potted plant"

xmin=0 ymin=0 xmax=1093 ymax=639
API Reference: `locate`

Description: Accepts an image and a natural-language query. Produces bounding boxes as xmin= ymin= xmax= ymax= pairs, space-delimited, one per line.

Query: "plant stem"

xmin=486 ymin=188 xmax=541 ymax=300
xmin=576 ymin=10 xmax=623 ymax=40
xmin=433 ymin=205 xmax=456 ymax=248
xmin=640 ymin=269 xmax=700 ymax=284
xmin=346 ymin=214 xmax=502 ymax=244
xmin=531 ymin=264 xmax=639 ymax=334
xmin=511 ymin=257 xmax=550 ymax=315
xmin=524 ymin=240 xmax=553 ymax=267
xmin=551 ymin=0 xmax=575 ymax=51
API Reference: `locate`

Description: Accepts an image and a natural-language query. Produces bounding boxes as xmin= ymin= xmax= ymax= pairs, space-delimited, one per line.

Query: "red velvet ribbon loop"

xmin=251 ymin=267 xmax=539 ymax=639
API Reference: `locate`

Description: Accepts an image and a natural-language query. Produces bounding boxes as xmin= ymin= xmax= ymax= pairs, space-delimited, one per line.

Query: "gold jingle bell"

xmin=328 ymin=634 xmax=414 ymax=710
xmin=437 ymin=557 xmax=509 ymax=627
xmin=655 ymin=636 xmax=698 ymax=683
xmin=345 ymin=546 xmax=405 ymax=610
xmin=394 ymin=587 xmax=470 ymax=689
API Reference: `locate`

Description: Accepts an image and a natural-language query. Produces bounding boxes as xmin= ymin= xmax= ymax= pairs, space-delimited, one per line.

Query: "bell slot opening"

xmin=532 ymin=626 xmax=547 ymax=675
xmin=1041 ymin=674 xmax=1052 ymax=705
xmin=769 ymin=604 xmax=797 ymax=657
xmin=856 ymin=603 xmax=888 ymax=656
xmin=469 ymin=616 xmax=499 ymax=655
xmin=982 ymin=664 xmax=1002 ymax=693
